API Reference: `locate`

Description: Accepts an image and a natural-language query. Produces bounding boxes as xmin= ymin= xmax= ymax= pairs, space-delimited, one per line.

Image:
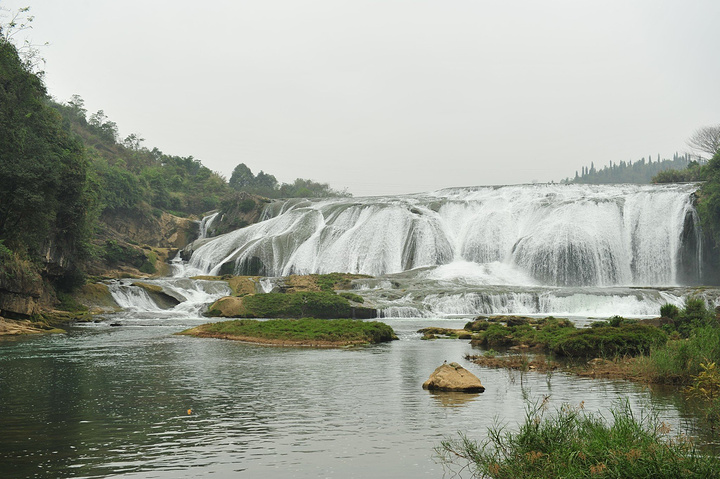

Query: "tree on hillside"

xmin=687 ymin=124 xmax=720 ymax=160
xmin=0 ymin=30 xmax=92 ymax=266
xmin=229 ymin=163 xmax=255 ymax=190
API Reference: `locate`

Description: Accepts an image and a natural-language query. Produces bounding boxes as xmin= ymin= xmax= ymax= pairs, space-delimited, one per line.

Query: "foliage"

xmin=0 ymin=35 xmax=93 ymax=267
xmin=186 ymin=318 xmax=396 ymax=344
xmin=437 ymin=400 xmax=720 ymax=478
xmin=470 ymin=318 xmax=666 ymax=359
xmin=552 ymin=324 xmax=667 ymax=358
xmin=228 ymin=162 xmax=351 ymax=198
xmin=685 ymin=362 xmax=720 ymax=432
xmin=660 ymin=303 xmax=680 ymax=320
xmin=638 ymin=326 xmax=720 ymax=385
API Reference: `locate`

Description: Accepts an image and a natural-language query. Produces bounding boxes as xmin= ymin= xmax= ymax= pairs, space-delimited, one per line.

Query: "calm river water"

xmin=0 ymin=317 xmax=700 ymax=478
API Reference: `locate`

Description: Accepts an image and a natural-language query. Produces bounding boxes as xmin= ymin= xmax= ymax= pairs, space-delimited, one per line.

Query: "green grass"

xmin=437 ymin=400 xmax=720 ymax=478
xmin=635 ymin=325 xmax=720 ymax=384
xmin=240 ymin=291 xmax=351 ymax=318
xmin=182 ymin=318 xmax=397 ymax=344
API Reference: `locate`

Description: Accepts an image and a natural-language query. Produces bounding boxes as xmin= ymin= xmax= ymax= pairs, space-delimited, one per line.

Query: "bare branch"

xmin=687 ymin=124 xmax=720 ymax=160
xmin=0 ymin=6 xmax=48 ymax=75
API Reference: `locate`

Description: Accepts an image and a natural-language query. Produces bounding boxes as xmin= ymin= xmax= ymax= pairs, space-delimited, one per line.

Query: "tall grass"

xmin=437 ymin=400 xmax=720 ymax=478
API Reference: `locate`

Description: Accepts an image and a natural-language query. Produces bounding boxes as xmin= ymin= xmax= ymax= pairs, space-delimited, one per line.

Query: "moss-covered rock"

xmin=70 ymin=283 xmax=120 ymax=313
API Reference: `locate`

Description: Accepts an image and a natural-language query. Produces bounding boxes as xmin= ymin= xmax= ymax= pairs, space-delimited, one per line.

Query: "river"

xmin=0 ymin=315 xmax=700 ymax=479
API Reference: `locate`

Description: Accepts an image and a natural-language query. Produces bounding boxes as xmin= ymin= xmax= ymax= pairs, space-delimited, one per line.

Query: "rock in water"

xmin=422 ymin=362 xmax=485 ymax=392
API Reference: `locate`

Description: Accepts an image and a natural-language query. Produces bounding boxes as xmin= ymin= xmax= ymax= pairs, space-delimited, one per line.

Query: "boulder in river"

xmin=422 ymin=362 xmax=485 ymax=393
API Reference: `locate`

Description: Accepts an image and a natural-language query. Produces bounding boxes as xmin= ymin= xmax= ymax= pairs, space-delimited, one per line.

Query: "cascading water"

xmin=102 ymin=183 xmax=708 ymax=320
xmin=185 ymin=183 xmax=703 ymax=288
xmin=107 ymin=278 xmax=232 ymax=323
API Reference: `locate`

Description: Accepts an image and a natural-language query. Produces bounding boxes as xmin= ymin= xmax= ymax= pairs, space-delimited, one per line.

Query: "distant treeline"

xmin=564 ymin=153 xmax=693 ymax=184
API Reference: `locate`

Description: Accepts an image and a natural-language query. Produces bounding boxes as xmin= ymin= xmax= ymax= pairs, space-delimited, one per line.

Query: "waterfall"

xmin=185 ymin=183 xmax=702 ymax=287
xmin=198 ymin=211 xmax=220 ymax=239
xmin=107 ymin=278 xmax=231 ymax=318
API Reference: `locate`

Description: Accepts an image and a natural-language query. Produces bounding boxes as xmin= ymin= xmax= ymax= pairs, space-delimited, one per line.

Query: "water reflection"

xmin=428 ymin=391 xmax=481 ymax=407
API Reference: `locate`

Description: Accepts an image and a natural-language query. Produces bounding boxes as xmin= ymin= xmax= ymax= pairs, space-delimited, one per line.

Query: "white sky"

xmin=3 ymin=0 xmax=719 ymax=196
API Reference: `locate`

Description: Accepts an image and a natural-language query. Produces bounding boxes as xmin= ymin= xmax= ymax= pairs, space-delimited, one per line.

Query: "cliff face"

xmin=100 ymin=210 xmax=198 ymax=250
xmin=0 ymin=210 xmax=199 ymax=320
xmin=0 ymin=255 xmax=44 ymax=318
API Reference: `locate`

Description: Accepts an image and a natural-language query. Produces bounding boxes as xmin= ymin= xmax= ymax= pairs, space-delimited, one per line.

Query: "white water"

xmin=106 ymin=183 xmax=711 ymax=320
xmin=107 ymin=278 xmax=231 ymax=320
xmin=186 ymin=183 xmax=701 ymax=287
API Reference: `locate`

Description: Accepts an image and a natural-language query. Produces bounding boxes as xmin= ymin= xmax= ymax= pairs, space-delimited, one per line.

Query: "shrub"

xmin=552 ymin=324 xmax=667 ymax=358
xmin=660 ymin=303 xmax=680 ymax=320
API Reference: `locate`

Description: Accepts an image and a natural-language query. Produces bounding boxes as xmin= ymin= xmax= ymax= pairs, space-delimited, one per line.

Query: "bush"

xmin=552 ymin=324 xmax=667 ymax=358
xmin=660 ymin=303 xmax=680 ymax=320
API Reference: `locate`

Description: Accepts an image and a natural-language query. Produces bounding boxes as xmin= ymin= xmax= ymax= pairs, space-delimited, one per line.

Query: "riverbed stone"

xmin=422 ymin=362 xmax=485 ymax=393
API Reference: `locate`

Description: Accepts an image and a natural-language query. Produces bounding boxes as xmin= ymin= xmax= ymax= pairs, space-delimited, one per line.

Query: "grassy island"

xmin=179 ymin=318 xmax=397 ymax=347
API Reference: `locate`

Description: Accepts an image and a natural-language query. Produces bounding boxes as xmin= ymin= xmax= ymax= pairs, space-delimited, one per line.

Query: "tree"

xmin=0 ymin=35 xmax=91 ymax=261
xmin=0 ymin=6 xmax=47 ymax=74
xmin=229 ymin=163 xmax=255 ymax=190
xmin=255 ymin=170 xmax=278 ymax=189
xmin=687 ymin=124 xmax=720 ymax=160
xmin=67 ymin=94 xmax=87 ymax=122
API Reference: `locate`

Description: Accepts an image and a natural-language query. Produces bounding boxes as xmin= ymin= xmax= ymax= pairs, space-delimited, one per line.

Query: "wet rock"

xmin=131 ymin=282 xmax=181 ymax=309
xmin=422 ymin=362 xmax=485 ymax=393
xmin=207 ymin=296 xmax=247 ymax=317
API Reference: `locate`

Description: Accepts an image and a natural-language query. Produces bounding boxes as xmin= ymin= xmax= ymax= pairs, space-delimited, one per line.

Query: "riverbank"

xmin=179 ymin=318 xmax=398 ymax=347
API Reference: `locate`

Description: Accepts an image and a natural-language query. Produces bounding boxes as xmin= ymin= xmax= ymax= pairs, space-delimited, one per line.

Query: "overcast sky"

xmin=3 ymin=1 xmax=719 ymax=196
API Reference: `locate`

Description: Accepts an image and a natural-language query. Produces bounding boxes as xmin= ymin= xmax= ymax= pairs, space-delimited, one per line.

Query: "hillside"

xmin=0 ymin=33 xmax=347 ymax=324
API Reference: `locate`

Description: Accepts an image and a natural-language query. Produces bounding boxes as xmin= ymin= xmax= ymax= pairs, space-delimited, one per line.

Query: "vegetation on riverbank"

xmin=466 ymin=299 xmax=719 ymax=384
xmin=179 ymin=318 xmax=397 ymax=347
xmin=465 ymin=316 xmax=667 ymax=358
xmin=437 ymin=399 xmax=720 ymax=479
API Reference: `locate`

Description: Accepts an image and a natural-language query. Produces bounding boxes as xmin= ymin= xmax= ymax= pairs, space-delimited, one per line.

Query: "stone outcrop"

xmin=101 ymin=210 xmax=198 ymax=250
xmin=422 ymin=362 xmax=485 ymax=393
xmin=0 ymin=255 xmax=44 ymax=318
xmin=71 ymin=283 xmax=121 ymax=314
xmin=208 ymin=296 xmax=247 ymax=317
xmin=131 ymin=282 xmax=181 ymax=309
